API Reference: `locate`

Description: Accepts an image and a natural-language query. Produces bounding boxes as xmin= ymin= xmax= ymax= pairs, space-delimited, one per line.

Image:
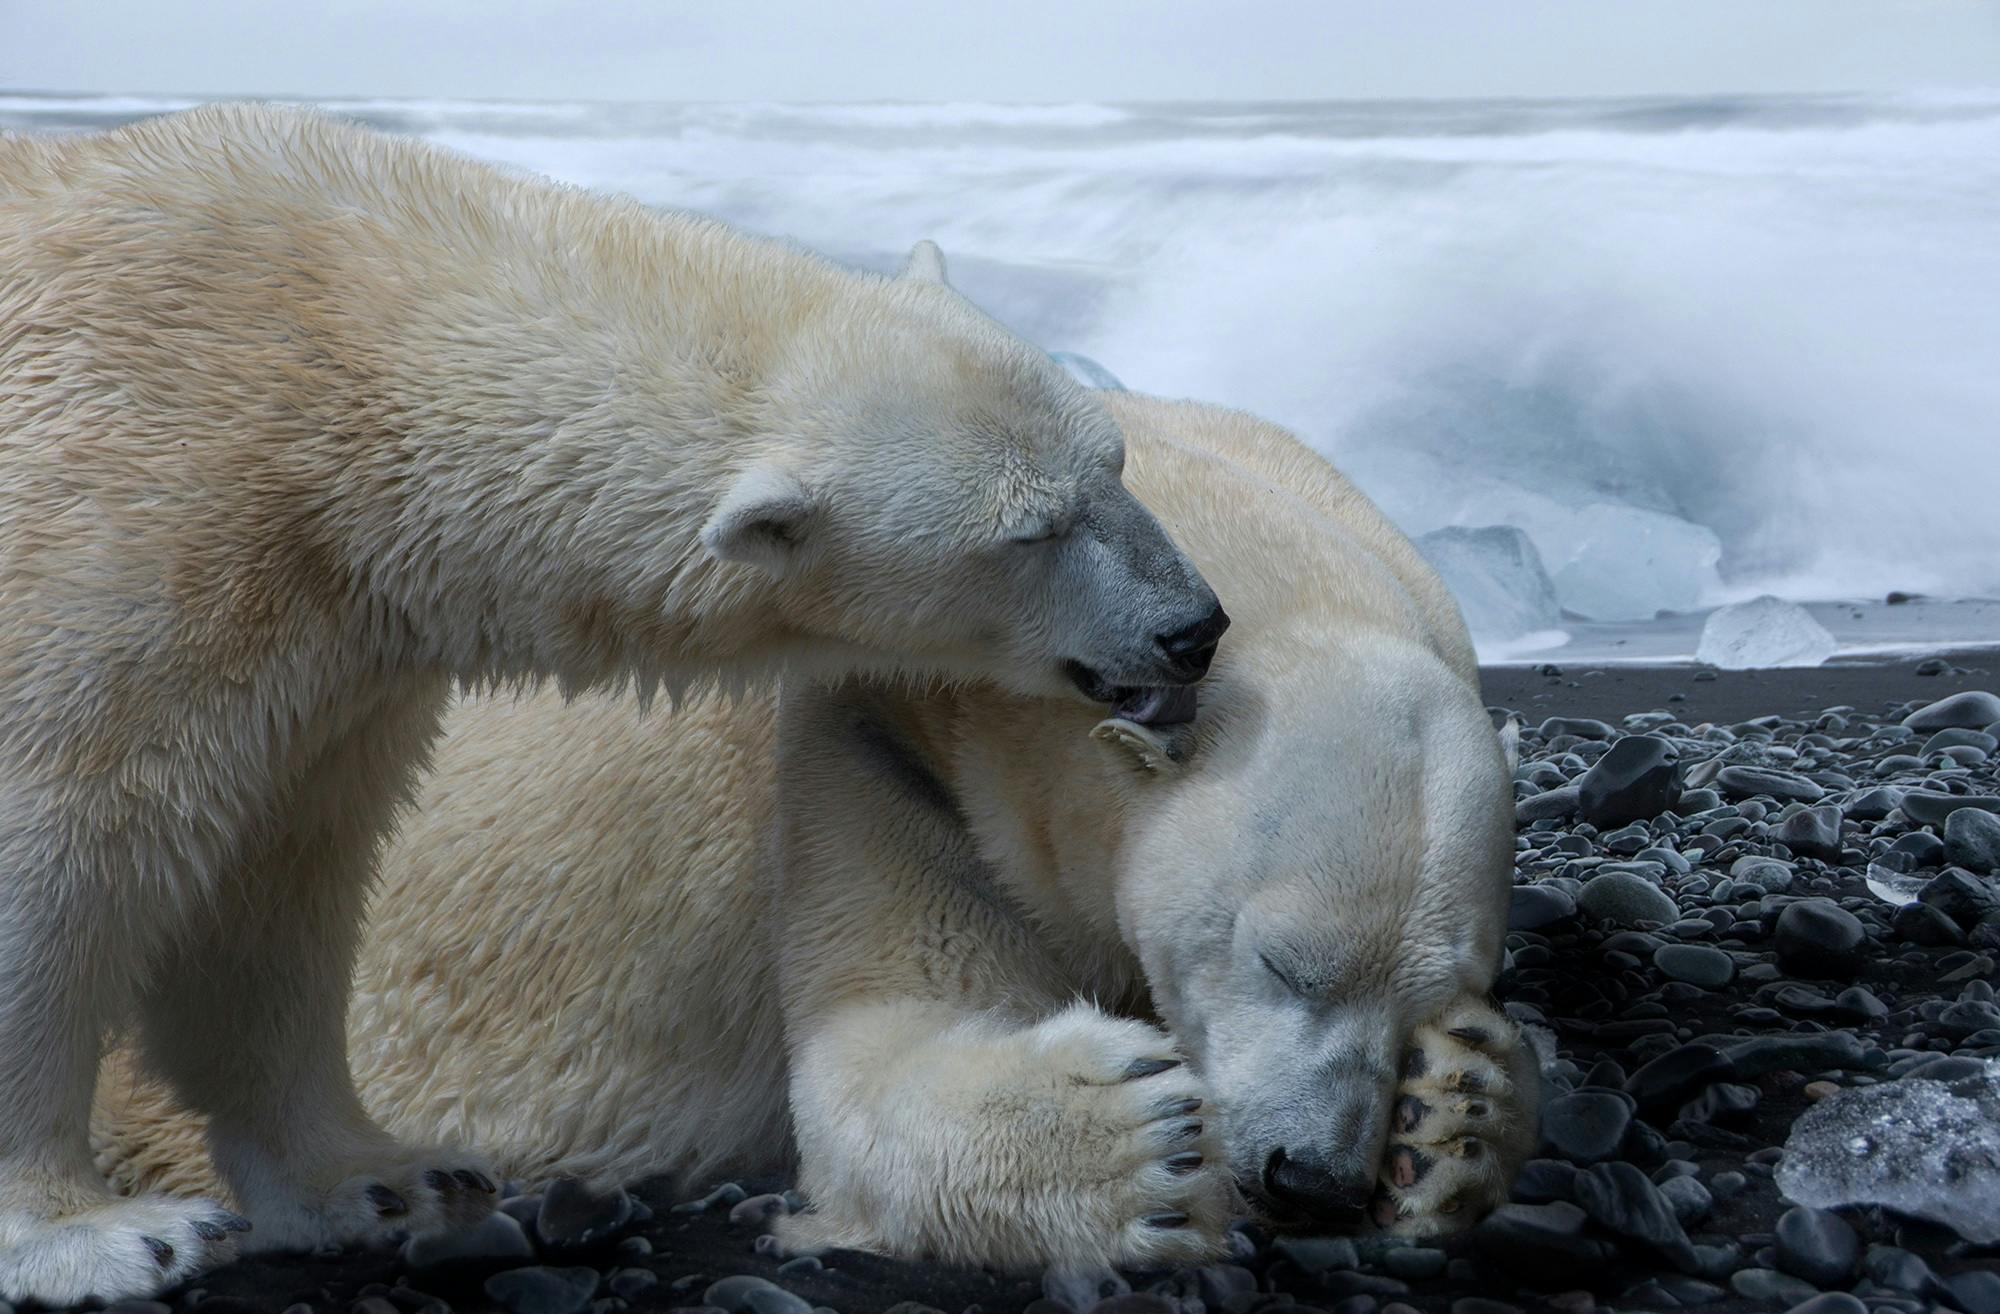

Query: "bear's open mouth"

xmin=1063 ymin=662 xmax=1199 ymax=727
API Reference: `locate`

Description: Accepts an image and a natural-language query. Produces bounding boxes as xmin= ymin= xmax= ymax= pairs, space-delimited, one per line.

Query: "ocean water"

xmin=7 ymin=92 xmax=1999 ymax=662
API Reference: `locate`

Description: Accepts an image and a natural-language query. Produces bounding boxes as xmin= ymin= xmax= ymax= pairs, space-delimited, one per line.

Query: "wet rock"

xmin=1773 ymin=805 xmax=1845 ymax=863
xmin=1572 ymin=1161 xmax=1697 ymax=1270
xmin=535 ymin=1180 xmax=634 ymax=1250
xmin=1576 ymin=871 xmax=1678 ymax=928
xmin=705 ymin=1276 xmax=815 ymax=1314
xmin=1470 ymin=1202 xmax=1616 ymax=1274
xmin=1945 ymin=807 xmax=2000 ymax=874
xmin=1539 ymin=1092 xmax=1633 ymax=1163
xmin=1509 ymin=884 xmax=1576 ymax=930
xmin=1774 ymin=899 xmax=1867 ymax=979
xmin=402 ymin=1211 xmax=536 ymax=1268
xmin=1576 ymin=736 xmax=1682 ymax=827
xmin=1716 ymin=766 xmax=1825 ymax=804
xmin=1653 ymin=944 xmax=1734 ymax=988
xmin=1902 ymin=690 xmax=2000 ymax=731
xmin=484 ymin=1268 xmax=600 ymax=1314
xmin=1774 ymin=1206 xmax=1860 ymax=1287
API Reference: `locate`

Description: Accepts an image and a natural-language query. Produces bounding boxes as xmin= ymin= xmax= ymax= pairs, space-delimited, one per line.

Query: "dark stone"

xmin=1945 ymin=1269 xmax=2000 ymax=1314
xmin=1718 ymin=1031 xmax=1867 ymax=1077
xmin=1902 ymin=690 xmax=2000 ymax=731
xmin=1780 ymin=1297 xmax=1866 ymax=1314
xmin=1900 ymin=790 xmax=2000 ymax=827
xmin=1576 ymin=871 xmax=1678 ymax=928
xmin=1576 ymin=735 xmax=1683 ymax=826
xmin=536 ymin=1179 xmax=634 ymax=1250
xmin=484 ymin=1268 xmax=601 ymax=1314
xmin=1572 ymin=1161 xmax=1698 ymax=1270
xmin=1678 ymin=1082 xmax=1759 ymax=1128
xmin=1945 ymin=807 xmax=2000 ymax=874
xmin=705 ymin=1277 xmax=814 ymax=1314
xmin=1510 ymin=1159 xmax=1578 ymax=1204
xmin=1516 ymin=786 xmax=1581 ymax=824
xmin=1539 ymin=717 xmax=1615 ymax=741
xmin=1842 ymin=787 xmax=1905 ymax=821
xmin=1509 ymin=884 xmax=1576 ymax=930
xmin=1538 ymin=1092 xmax=1633 ymax=1163
xmin=1654 ymin=944 xmax=1734 ymax=988
xmin=1626 ymin=1043 xmax=1732 ymax=1113
xmin=1774 ymin=899 xmax=1867 ymax=979
xmin=1716 ymin=766 xmax=1825 ymax=804
xmin=1919 ymin=868 xmax=2000 ymax=930
xmin=1470 ymin=1202 xmax=1616 ymax=1274
xmin=1774 ymin=1206 xmax=1861 ymax=1287
xmin=402 ymin=1211 xmax=535 ymax=1268
xmin=1892 ymin=900 xmax=1967 ymax=946
xmin=1773 ymin=805 xmax=1845 ymax=863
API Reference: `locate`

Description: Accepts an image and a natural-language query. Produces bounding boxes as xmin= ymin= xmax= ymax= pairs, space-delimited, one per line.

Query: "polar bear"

xmin=95 ymin=392 xmax=1538 ymax=1274
xmin=0 ymin=107 xmax=1223 ymax=1304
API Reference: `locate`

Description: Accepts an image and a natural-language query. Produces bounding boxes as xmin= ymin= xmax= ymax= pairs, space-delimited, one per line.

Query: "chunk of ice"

xmin=1776 ymin=1059 xmax=2000 ymax=1243
xmin=1416 ymin=525 xmax=1561 ymax=642
xmin=1545 ymin=504 xmax=1724 ymax=623
xmin=1695 ymin=595 xmax=1836 ymax=670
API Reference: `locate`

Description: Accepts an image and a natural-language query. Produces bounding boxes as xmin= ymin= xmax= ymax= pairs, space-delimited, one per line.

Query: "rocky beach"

xmin=50 ymin=654 xmax=1990 ymax=1314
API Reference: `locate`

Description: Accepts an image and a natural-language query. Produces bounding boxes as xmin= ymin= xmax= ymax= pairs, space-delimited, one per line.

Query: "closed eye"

xmin=1261 ymin=951 xmax=1305 ymax=996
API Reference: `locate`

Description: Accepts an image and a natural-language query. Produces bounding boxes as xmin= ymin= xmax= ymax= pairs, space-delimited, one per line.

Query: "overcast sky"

xmin=4 ymin=0 xmax=1997 ymax=102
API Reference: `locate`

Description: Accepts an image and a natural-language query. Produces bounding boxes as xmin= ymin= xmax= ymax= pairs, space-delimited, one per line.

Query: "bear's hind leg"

xmin=134 ymin=815 xmax=497 ymax=1256
xmin=0 ymin=859 xmax=245 ymax=1305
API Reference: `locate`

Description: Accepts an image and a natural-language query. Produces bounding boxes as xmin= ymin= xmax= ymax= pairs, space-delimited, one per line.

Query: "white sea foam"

xmin=6 ymin=92 xmax=1997 ymax=657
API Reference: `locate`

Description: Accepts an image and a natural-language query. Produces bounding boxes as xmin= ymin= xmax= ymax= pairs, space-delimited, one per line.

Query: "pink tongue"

xmin=1114 ymin=684 xmax=1198 ymax=726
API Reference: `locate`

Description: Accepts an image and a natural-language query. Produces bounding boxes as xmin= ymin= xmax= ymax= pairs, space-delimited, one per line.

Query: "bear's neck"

xmin=305 ymin=189 xmax=855 ymax=690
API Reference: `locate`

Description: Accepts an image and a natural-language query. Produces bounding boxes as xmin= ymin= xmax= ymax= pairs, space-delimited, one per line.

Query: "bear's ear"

xmin=900 ymin=239 xmax=950 ymax=286
xmin=701 ymin=463 xmax=816 ymax=575
xmin=1091 ymin=716 xmax=1193 ymax=776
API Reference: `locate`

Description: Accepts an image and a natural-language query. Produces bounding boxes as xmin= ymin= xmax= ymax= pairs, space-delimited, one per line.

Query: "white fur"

xmin=96 ymin=394 xmax=1538 ymax=1273
xmin=0 ymin=105 xmax=1220 ymax=1305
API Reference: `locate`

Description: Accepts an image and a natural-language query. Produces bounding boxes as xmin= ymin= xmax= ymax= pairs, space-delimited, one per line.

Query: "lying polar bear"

xmin=96 ymin=392 xmax=1538 ymax=1272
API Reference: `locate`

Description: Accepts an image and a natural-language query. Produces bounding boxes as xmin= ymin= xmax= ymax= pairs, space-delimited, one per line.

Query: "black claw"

xmin=214 ymin=1211 xmax=253 ymax=1234
xmin=1448 ymin=1026 xmax=1493 ymax=1048
xmin=366 ymin=1183 xmax=409 ymax=1217
xmin=1164 ymin=1151 xmax=1203 ymax=1176
xmin=191 ymin=1218 xmax=229 ymax=1241
xmin=1393 ymin=1095 xmax=1430 ymax=1133
xmin=424 ymin=1168 xmax=455 ymax=1192
xmin=1151 ymin=1096 xmax=1203 ymax=1120
xmin=1122 ymin=1057 xmax=1181 ymax=1082
xmin=1400 ymin=1048 xmax=1429 ymax=1079
xmin=1467 ymin=1101 xmax=1490 ymax=1119
xmin=454 ymin=1168 xmax=494 ymax=1193
xmin=1161 ymin=1118 xmax=1203 ymax=1143
xmin=1142 ymin=1211 xmax=1189 ymax=1229
xmin=143 ymin=1235 xmax=175 ymax=1267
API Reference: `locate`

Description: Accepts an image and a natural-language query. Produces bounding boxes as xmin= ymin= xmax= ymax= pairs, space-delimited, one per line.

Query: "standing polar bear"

xmin=100 ymin=392 xmax=1540 ymax=1273
xmin=0 ymin=105 xmax=1223 ymax=1304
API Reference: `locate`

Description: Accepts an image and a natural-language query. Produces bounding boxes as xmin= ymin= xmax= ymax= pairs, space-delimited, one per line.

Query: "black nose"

xmin=1263 ymin=1147 xmax=1373 ymax=1224
xmin=1156 ymin=603 xmax=1230 ymax=677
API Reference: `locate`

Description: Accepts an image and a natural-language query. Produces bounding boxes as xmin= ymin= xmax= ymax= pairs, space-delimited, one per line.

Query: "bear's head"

xmin=1098 ymin=631 xmax=1527 ymax=1233
xmin=700 ymin=242 xmax=1226 ymax=711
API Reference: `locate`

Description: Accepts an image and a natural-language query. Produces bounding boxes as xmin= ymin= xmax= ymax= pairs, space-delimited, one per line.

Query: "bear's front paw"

xmin=0 ymin=1193 xmax=249 ymax=1306
xmin=1370 ymin=996 xmax=1540 ymax=1237
xmin=1003 ymin=1008 xmax=1240 ymax=1269
xmin=784 ymin=1005 xmax=1240 ymax=1271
